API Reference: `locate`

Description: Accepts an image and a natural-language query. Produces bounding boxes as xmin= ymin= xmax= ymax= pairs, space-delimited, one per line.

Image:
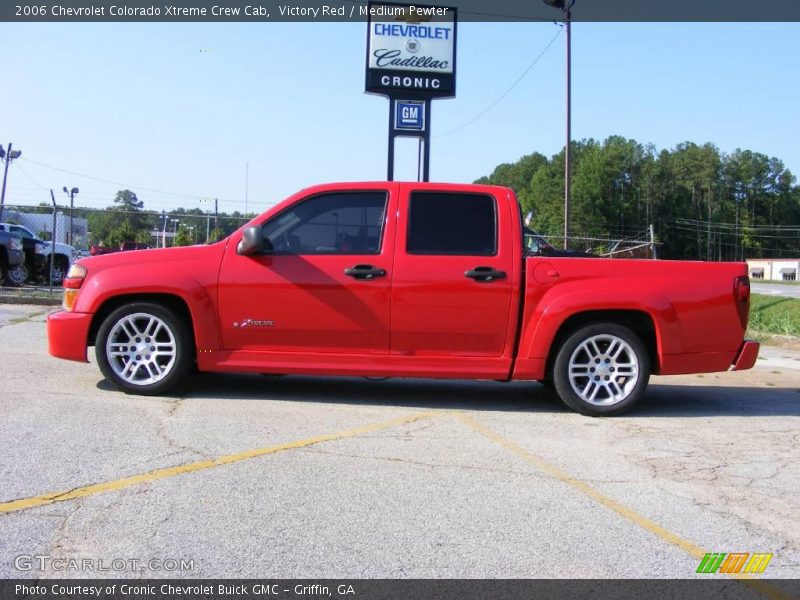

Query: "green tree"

xmin=173 ymin=226 xmax=193 ymax=247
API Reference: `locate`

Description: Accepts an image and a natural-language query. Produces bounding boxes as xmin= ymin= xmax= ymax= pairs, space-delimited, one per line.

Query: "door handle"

xmin=344 ymin=264 xmax=387 ymax=280
xmin=465 ymin=266 xmax=507 ymax=283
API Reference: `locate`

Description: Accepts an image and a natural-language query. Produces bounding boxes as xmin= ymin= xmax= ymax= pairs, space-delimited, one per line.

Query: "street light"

xmin=0 ymin=143 xmax=23 ymax=223
xmin=62 ymin=186 xmax=79 ymax=246
xmin=170 ymin=219 xmax=180 ymax=246
xmin=543 ymin=0 xmax=574 ymax=249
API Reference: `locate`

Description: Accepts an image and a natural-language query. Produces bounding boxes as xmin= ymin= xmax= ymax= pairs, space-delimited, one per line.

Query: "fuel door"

xmin=533 ymin=261 xmax=560 ymax=285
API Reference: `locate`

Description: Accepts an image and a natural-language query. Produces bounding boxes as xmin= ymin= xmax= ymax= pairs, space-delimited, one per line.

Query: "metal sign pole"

xmin=365 ymin=3 xmax=457 ymax=183
xmin=387 ymin=104 xmax=395 ymax=181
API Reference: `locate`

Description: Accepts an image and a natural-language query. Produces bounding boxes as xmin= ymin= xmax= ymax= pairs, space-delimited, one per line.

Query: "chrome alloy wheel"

xmin=105 ymin=313 xmax=177 ymax=386
xmin=567 ymin=334 xmax=640 ymax=406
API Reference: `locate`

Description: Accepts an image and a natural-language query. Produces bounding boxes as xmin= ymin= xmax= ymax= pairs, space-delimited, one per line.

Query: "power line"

xmin=19 ymin=157 xmax=245 ymax=205
xmin=436 ymin=27 xmax=562 ymax=138
xmin=14 ymin=163 xmax=49 ymax=192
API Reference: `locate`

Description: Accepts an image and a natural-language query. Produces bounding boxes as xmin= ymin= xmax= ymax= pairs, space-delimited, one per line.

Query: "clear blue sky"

xmin=3 ymin=21 xmax=799 ymax=215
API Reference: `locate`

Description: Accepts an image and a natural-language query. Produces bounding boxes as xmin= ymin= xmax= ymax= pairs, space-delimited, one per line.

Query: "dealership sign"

xmin=365 ymin=2 xmax=457 ymax=98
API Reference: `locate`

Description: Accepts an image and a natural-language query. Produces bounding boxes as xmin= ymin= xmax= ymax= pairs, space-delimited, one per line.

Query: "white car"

xmin=0 ymin=222 xmax=76 ymax=284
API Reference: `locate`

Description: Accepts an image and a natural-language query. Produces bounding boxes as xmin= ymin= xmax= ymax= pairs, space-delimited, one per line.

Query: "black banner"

xmin=2 ymin=580 xmax=800 ymax=600
xmin=366 ymin=70 xmax=454 ymax=98
xmin=3 ymin=0 xmax=800 ymax=22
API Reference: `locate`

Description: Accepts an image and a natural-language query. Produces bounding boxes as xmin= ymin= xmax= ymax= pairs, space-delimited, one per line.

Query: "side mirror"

xmin=237 ymin=225 xmax=264 ymax=255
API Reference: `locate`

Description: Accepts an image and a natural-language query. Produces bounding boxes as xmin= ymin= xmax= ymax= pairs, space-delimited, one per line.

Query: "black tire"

xmin=553 ymin=322 xmax=650 ymax=416
xmin=95 ymin=302 xmax=193 ymax=395
xmin=49 ymin=256 xmax=69 ymax=285
xmin=7 ymin=264 xmax=28 ymax=287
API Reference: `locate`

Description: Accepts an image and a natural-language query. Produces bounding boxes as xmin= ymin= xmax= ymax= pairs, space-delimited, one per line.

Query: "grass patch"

xmin=748 ymin=294 xmax=800 ymax=337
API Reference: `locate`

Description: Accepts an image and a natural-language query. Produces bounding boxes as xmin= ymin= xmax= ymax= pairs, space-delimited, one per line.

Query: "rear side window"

xmin=407 ymin=192 xmax=496 ymax=255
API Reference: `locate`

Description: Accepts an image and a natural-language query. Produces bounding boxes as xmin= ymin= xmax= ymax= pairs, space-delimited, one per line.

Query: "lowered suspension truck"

xmin=47 ymin=182 xmax=759 ymax=416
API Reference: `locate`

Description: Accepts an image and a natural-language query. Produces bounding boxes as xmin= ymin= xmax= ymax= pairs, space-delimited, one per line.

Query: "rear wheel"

xmin=49 ymin=257 xmax=68 ymax=285
xmin=95 ymin=302 xmax=193 ymax=395
xmin=553 ymin=322 xmax=650 ymax=416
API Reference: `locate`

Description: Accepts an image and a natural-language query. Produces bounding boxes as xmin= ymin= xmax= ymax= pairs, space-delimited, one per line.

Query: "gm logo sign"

xmin=395 ymin=101 xmax=425 ymax=131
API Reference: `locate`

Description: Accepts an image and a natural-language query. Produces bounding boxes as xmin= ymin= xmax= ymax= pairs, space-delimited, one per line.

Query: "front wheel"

xmin=95 ymin=302 xmax=193 ymax=395
xmin=7 ymin=264 xmax=29 ymax=286
xmin=553 ymin=322 xmax=650 ymax=416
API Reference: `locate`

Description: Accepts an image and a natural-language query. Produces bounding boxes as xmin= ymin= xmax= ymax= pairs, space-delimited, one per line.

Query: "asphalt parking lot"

xmin=0 ymin=304 xmax=799 ymax=581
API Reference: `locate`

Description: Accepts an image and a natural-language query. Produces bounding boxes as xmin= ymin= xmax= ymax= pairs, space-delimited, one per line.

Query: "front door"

xmin=218 ymin=188 xmax=396 ymax=354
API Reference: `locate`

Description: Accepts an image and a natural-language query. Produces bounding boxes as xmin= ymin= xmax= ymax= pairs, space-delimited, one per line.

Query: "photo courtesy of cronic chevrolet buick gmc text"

xmin=46 ymin=182 xmax=759 ymax=416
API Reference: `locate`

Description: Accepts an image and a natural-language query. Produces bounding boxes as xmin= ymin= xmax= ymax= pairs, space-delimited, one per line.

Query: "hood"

xmin=42 ymin=241 xmax=75 ymax=255
xmin=76 ymin=241 xmax=227 ymax=271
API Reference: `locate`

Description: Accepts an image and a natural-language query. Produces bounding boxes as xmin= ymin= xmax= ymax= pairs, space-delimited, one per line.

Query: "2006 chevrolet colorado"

xmin=47 ymin=182 xmax=759 ymax=416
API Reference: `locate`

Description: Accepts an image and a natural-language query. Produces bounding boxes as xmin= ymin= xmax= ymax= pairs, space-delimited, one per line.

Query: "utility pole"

xmin=245 ymin=163 xmax=249 ymax=218
xmin=0 ymin=143 xmax=23 ymax=223
xmin=161 ymin=211 xmax=168 ymax=248
xmin=542 ymin=1 xmax=574 ymax=249
xmin=49 ymin=190 xmax=58 ymax=293
xmin=214 ymin=198 xmax=219 ymax=234
xmin=649 ymin=224 xmax=657 ymax=260
xmin=563 ymin=4 xmax=571 ymax=249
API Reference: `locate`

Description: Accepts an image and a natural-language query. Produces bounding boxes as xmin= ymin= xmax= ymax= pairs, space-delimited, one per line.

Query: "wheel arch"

xmin=544 ymin=309 xmax=659 ymax=380
xmin=88 ymin=294 xmax=196 ymax=353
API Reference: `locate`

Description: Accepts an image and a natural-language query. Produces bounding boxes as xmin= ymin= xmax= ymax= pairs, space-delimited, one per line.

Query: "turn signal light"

xmin=62 ymin=264 xmax=87 ymax=311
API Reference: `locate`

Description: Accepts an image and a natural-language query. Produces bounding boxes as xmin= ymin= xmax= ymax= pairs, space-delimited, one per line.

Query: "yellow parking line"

xmin=0 ymin=410 xmax=439 ymax=515
xmin=455 ymin=413 xmax=792 ymax=600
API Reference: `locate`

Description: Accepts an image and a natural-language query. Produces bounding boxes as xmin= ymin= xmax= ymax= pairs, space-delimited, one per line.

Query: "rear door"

xmin=390 ymin=185 xmax=517 ymax=358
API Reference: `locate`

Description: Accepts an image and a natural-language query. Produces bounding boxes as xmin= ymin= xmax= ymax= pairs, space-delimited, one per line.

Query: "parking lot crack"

xmin=44 ymin=498 xmax=85 ymax=567
xmin=154 ymin=398 xmax=205 ymax=458
xmin=298 ymin=448 xmax=546 ymax=479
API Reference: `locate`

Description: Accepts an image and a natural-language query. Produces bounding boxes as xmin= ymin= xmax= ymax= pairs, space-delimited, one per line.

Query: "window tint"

xmin=407 ymin=192 xmax=496 ymax=255
xmin=262 ymin=192 xmax=387 ymax=254
xmin=11 ymin=226 xmax=33 ymax=239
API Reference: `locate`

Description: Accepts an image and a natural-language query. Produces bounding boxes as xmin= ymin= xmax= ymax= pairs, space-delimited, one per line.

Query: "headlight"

xmin=65 ymin=263 xmax=87 ymax=279
xmin=10 ymin=237 xmax=22 ymax=251
xmin=34 ymin=244 xmax=47 ymax=255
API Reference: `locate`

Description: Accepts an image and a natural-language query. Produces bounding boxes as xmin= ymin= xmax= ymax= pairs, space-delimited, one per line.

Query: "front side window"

xmin=261 ymin=192 xmax=387 ymax=254
xmin=407 ymin=192 xmax=496 ymax=255
xmin=10 ymin=225 xmax=33 ymax=239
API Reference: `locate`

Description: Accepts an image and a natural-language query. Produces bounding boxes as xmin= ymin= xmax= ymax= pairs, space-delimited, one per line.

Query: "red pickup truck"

xmin=47 ymin=182 xmax=759 ymax=416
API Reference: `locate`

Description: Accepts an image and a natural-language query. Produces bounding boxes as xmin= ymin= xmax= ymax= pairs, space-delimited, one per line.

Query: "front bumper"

xmin=47 ymin=310 xmax=93 ymax=362
xmin=731 ymin=340 xmax=760 ymax=371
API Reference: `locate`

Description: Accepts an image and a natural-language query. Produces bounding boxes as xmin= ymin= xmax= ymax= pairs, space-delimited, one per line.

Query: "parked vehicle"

xmin=0 ymin=230 xmax=26 ymax=286
xmin=523 ymin=225 xmax=596 ymax=258
xmin=0 ymin=222 xmax=76 ymax=284
xmin=47 ymin=182 xmax=759 ymax=416
xmin=89 ymin=242 xmax=151 ymax=256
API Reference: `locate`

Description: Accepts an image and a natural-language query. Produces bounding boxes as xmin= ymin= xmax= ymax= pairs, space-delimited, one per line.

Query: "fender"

xmin=75 ymin=266 xmax=222 ymax=352
xmin=517 ymin=286 xmax=681 ymax=368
